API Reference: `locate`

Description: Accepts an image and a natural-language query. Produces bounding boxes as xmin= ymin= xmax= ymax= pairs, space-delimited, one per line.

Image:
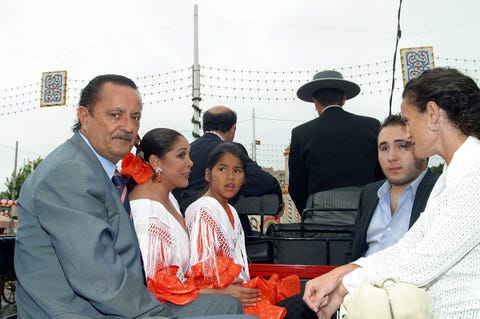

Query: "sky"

xmin=1 ymin=0 xmax=479 ymax=194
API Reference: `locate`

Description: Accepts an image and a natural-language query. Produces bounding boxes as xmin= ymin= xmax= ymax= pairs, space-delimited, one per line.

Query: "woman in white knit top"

xmin=303 ymin=67 xmax=480 ymax=319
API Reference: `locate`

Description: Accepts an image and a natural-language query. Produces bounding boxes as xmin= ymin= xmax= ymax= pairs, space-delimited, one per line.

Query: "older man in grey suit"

xmin=14 ymin=74 xmax=254 ymax=319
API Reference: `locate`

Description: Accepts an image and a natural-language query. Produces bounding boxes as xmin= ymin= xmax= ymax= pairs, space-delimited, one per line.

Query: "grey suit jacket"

xmin=14 ymin=133 xmax=170 ymax=318
xmin=347 ymin=169 xmax=438 ymax=262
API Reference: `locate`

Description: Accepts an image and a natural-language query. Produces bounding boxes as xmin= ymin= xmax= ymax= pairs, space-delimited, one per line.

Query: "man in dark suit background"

xmin=348 ymin=114 xmax=438 ymax=261
xmin=174 ymin=105 xmax=283 ymax=235
xmin=14 ymin=75 xmax=251 ymax=319
xmin=288 ymin=70 xmax=383 ymax=213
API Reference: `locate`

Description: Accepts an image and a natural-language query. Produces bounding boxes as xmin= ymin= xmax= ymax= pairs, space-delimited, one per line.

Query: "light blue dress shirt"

xmin=364 ymin=169 xmax=427 ymax=257
xmin=79 ymin=133 xmax=117 ymax=179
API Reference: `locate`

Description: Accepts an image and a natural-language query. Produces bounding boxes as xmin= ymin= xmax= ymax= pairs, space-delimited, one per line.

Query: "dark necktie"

xmin=112 ymin=171 xmax=131 ymax=218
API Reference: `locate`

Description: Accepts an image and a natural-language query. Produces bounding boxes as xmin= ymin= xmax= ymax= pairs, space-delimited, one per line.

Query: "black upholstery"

xmin=233 ymin=194 xmax=280 ymax=235
xmin=272 ymin=224 xmax=353 ymax=265
xmin=245 ymin=238 xmax=275 ymax=263
xmin=271 ymin=187 xmax=361 ymax=265
xmin=274 ymin=237 xmax=328 ymax=265
xmin=0 ymin=235 xmax=15 ymax=278
xmin=235 ymin=194 xmax=280 ymax=263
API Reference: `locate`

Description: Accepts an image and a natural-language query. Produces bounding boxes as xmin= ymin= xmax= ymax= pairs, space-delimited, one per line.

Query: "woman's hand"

xmin=303 ymin=264 xmax=358 ymax=313
xmin=315 ymin=283 xmax=348 ymax=319
xmin=303 ymin=272 xmax=340 ymax=313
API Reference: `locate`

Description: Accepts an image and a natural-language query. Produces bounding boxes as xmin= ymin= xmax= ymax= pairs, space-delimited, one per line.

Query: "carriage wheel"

xmin=2 ymin=280 xmax=16 ymax=304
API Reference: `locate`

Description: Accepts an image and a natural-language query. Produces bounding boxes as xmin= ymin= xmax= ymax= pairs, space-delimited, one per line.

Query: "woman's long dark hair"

xmin=403 ymin=67 xmax=480 ymax=138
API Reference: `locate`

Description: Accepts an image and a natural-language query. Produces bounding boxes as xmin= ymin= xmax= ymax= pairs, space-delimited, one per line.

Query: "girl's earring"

xmin=155 ymin=168 xmax=163 ymax=183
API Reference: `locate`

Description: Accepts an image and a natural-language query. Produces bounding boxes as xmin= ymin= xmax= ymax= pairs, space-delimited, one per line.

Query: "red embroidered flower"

xmin=121 ymin=153 xmax=153 ymax=184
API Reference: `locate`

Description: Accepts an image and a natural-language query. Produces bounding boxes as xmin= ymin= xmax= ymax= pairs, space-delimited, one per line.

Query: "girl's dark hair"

xmin=206 ymin=142 xmax=247 ymax=173
xmin=124 ymin=128 xmax=183 ymax=191
xmin=72 ymin=74 xmax=139 ymax=132
xmin=402 ymin=67 xmax=480 ymax=138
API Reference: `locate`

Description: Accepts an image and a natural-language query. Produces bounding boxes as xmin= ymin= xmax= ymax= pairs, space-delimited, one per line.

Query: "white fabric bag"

xmin=340 ymin=279 xmax=432 ymax=319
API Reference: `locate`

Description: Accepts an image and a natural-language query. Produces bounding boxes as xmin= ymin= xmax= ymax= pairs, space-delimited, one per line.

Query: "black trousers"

xmin=278 ymin=294 xmax=317 ymax=319
xmin=278 ymin=293 xmax=338 ymax=319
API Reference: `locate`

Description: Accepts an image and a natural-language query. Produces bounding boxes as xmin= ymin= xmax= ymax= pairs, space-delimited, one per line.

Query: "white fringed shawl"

xmin=185 ymin=196 xmax=250 ymax=282
xmin=131 ymin=194 xmax=190 ymax=282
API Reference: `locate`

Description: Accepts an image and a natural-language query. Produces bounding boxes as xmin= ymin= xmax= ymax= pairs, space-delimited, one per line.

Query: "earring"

xmin=155 ymin=167 xmax=163 ymax=183
xmin=428 ymin=122 xmax=439 ymax=132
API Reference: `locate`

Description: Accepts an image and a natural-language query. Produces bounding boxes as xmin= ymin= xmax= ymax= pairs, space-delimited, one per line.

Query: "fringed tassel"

xmin=146 ymin=222 xmax=176 ymax=280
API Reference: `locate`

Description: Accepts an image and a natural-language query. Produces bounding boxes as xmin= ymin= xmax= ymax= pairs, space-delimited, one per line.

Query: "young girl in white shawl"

xmin=185 ymin=143 xmax=299 ymax=319
xmin=185 ymin=143 xmax=259 ymax=304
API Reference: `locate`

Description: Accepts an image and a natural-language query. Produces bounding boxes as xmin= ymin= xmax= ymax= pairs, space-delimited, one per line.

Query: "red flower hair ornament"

xmin=121 ymin=153 xmax=154 ymax=184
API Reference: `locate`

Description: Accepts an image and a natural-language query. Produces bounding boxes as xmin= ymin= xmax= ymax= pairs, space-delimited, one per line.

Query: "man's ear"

xmin=226 ymin=123 xmax=236 ymax=142
xmin=77 ymin=106 xmax=89 ymax=131
xmin=205 ymin=168 xmax=212 ymax=183
xmin=312 ymin=98 xmax=323 ymax=113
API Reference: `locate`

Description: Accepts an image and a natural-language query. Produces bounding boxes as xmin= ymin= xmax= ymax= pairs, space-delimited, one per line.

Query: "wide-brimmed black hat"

xmin=297 ymin=70 xmax=360 ymax=102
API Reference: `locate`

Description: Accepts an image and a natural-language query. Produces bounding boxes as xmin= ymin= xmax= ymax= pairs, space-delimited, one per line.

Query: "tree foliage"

xmin=429 ymin=162 xmax=444 ymax=175
xmin=1 ymin=157 xmax=42 ymax=200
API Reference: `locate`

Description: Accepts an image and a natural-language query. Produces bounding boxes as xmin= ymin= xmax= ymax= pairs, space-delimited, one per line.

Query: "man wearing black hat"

xmin=288 ymin=70 xmax=383 ymax=213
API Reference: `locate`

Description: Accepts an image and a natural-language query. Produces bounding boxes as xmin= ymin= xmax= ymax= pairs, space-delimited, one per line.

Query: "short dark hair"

xmin=206 ymin=142 xmax=247 ymax=174
xmin=312 ymin=88 xmax=345 ymax=106
xmin=380 ymin=114 xmax=406 ymax=132
xmin=72 ymin=74 xmax=139 ymax=132
xmin=402 ymin=67 xmax=480 ymax=138
xmin=202 ymin=108 xmax=237 ymax=133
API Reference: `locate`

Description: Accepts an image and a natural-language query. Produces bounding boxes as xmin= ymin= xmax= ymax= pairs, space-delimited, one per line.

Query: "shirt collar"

xmin=322 ymin=105 xmax=342 ymax=113
xmin=204 ymin=131 xmax=225 ymax=141
xmin=377 ymin=168 xmax=429 ymax=198
xmin=79 ymin=132 xmax=117 ymax=179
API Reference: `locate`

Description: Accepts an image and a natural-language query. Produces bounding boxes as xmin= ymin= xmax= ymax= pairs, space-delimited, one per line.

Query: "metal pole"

xmin=252 ymin=108 xmax=256 ymax=161
xmin=12 ymin=141 xmax=18 ymax=201
xmin=191 ymin=4 xmax=202 ymax=138
xmin=9 ymin=141 xmax=18 ymax=234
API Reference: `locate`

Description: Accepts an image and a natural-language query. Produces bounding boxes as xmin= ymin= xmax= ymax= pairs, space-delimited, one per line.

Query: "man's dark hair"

xmin=380 ymin=114 xmax=406 ymax=132
xmin=202 ymin=108 xmax=237 ymax=133
xmin=72 ymin=74 xmax=139 ymax=132
xmin=312 ymin=88 xmax=345 ymax=106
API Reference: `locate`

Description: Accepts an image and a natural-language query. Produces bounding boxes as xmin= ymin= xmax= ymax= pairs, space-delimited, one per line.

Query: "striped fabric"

xmin=112 ymin=171 xmax=131 ymax=218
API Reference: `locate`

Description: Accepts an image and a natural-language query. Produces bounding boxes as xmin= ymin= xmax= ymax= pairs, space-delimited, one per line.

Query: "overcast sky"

xmin=1 ymin=0 xmax=479 ymax=193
